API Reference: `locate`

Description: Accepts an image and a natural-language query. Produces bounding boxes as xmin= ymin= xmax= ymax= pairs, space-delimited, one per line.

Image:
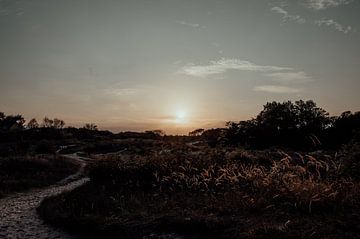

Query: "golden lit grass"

xmin=38 ymin=143 xmax=360 ymax=238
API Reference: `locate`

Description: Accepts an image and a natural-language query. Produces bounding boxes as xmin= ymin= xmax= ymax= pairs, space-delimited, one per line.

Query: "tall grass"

xmin=39 ymin=143 xmax=360 ymax=238
xmin=90 ymin=144 xmax=360 ymax=214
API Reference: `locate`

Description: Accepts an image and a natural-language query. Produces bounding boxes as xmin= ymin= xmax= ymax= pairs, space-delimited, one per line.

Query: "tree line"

xmin=190 ymin=100 xmax=360 ymax=149
xmin=2 ymin=99 xmax=359 ymax=150
xmin=0 ymin=113 xmax=98 ymax=132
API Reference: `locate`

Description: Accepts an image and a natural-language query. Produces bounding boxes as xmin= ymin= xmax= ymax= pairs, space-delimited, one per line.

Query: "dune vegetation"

xmin=37 ymin=141 xmax=360 ymax=238
xmin=0 ymin=155 xmax=79 ymax=198
xmin=32 ymin=100 xmax=360 ymax=238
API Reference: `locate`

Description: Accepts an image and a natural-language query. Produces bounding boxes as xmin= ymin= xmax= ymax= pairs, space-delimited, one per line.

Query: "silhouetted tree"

xmin=294 ymin=100 xmax=330 ymax=133
xmin=41 ymin=117 xmax=65 ymax=129
xmin=53 ymin=118 xmax=65 ymax=129
xmin=42 ymin=117 xmax=54 ymax=128
xmin=257 ymin=101 xmax=298 ymax=132
xmin=83 ymin=123 xmax=98 ymax=131
xmin=144 ymin=130 xmax=165 ymax=138
xmin=201 ymin=128 xmax=225 ymax=147
xmin=189 ymin=128 xmax=204 ymax=136
xmin=0 ymin=113 xmax=25 ymax=132
xmin=224 ymin=100 xmax=330 ymax=149
xmin=325 ymin=111 xmax=360 ymax=147
xmin=225 ymin=119 xmax=258 ymax=146
xmin=27 ymin=118 xmax=39 ymax=129
xmin=152 ymin=130 xmax=165 ymax=136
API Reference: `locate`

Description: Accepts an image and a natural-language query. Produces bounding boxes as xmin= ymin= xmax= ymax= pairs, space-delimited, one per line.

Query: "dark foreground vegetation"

xmin=38 ymin=142 xmax=360 ymax=238
xmin=0 ymin=155 xmax=79 ymax=197
xmin=1 ymin=99 xmax=360 ymax=238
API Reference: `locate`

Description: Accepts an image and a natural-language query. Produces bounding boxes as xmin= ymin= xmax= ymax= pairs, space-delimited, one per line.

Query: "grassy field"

xmin=38 ymin=142 xmax=360 ymax=238
xmin=0 ymin=155 xmax=79 ymax=198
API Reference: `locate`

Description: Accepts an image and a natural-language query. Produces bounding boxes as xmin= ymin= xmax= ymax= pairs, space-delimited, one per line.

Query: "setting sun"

xmin=175 ymin=111 xmax=187 ymax=124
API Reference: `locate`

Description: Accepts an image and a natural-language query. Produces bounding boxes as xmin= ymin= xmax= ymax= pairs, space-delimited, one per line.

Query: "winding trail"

xmin=0 ymin=154 xmax=91 ymax=239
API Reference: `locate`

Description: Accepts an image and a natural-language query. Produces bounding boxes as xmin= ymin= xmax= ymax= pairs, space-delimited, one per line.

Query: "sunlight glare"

xmin=175 ymin=110 xmax=187 ymax=124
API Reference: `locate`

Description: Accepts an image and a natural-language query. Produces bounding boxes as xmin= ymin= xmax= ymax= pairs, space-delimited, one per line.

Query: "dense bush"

xmin=35 ymin=140 xmax=56 ymax=154
xmin=0 ymin=112 xmax=25 ymax=132
xmin=0 ymin=155 xmax=78 ymax=197
xmin=220 ymin=100 xmax=360 ymax=149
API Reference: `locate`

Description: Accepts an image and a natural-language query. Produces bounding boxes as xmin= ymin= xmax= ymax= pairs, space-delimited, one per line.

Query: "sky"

xmin=0 ymin=0 xmax=359 ymax=134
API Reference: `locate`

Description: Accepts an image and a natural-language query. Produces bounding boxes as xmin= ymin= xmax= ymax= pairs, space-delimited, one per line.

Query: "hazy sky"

xmin=1 ymin=0 xmax=359 ymax=134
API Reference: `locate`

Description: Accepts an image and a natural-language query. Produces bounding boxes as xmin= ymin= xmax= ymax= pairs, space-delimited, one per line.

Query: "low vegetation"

xmin=38 ymin=142 xmax=360 ymax=238
xmin=0 ymin=155 xmax=79 ymax=197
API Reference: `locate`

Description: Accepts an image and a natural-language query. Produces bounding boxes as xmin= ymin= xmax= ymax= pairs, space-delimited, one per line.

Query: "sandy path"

xmin=0 ymin=154 xmax=90 ymax=239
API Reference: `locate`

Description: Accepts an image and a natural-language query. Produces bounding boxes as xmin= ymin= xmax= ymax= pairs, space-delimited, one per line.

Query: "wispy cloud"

xmin=305 ymin=0 xmax=352 ymax=10
xmin=180 ymin=58 xmax=311 ymax=95
xmin=103 ymin=88 xmax=138 ymax=96
xmin=271 ymin=6 xmax=306 ymax=24
xmin=179 ymin=58 xmax=292 ymax=77
xmin=176 ymin=20 xmax=202 ymax=28
xmin=254 ymin=85 xmax=302 ymax=94
xmin=315 ymin=18 xmax=353 ymax=34
xmin=265 ymin=71 xmax=312 ymax=83
xmin=271 ymin=5 xmax=354 ymax=34
xmin=0 ymin=0 xmax=29 ymax=17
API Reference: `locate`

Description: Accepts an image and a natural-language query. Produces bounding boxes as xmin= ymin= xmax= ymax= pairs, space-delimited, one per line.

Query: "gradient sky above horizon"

xmin=0 ymin=0 xmax=359 ymax=134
